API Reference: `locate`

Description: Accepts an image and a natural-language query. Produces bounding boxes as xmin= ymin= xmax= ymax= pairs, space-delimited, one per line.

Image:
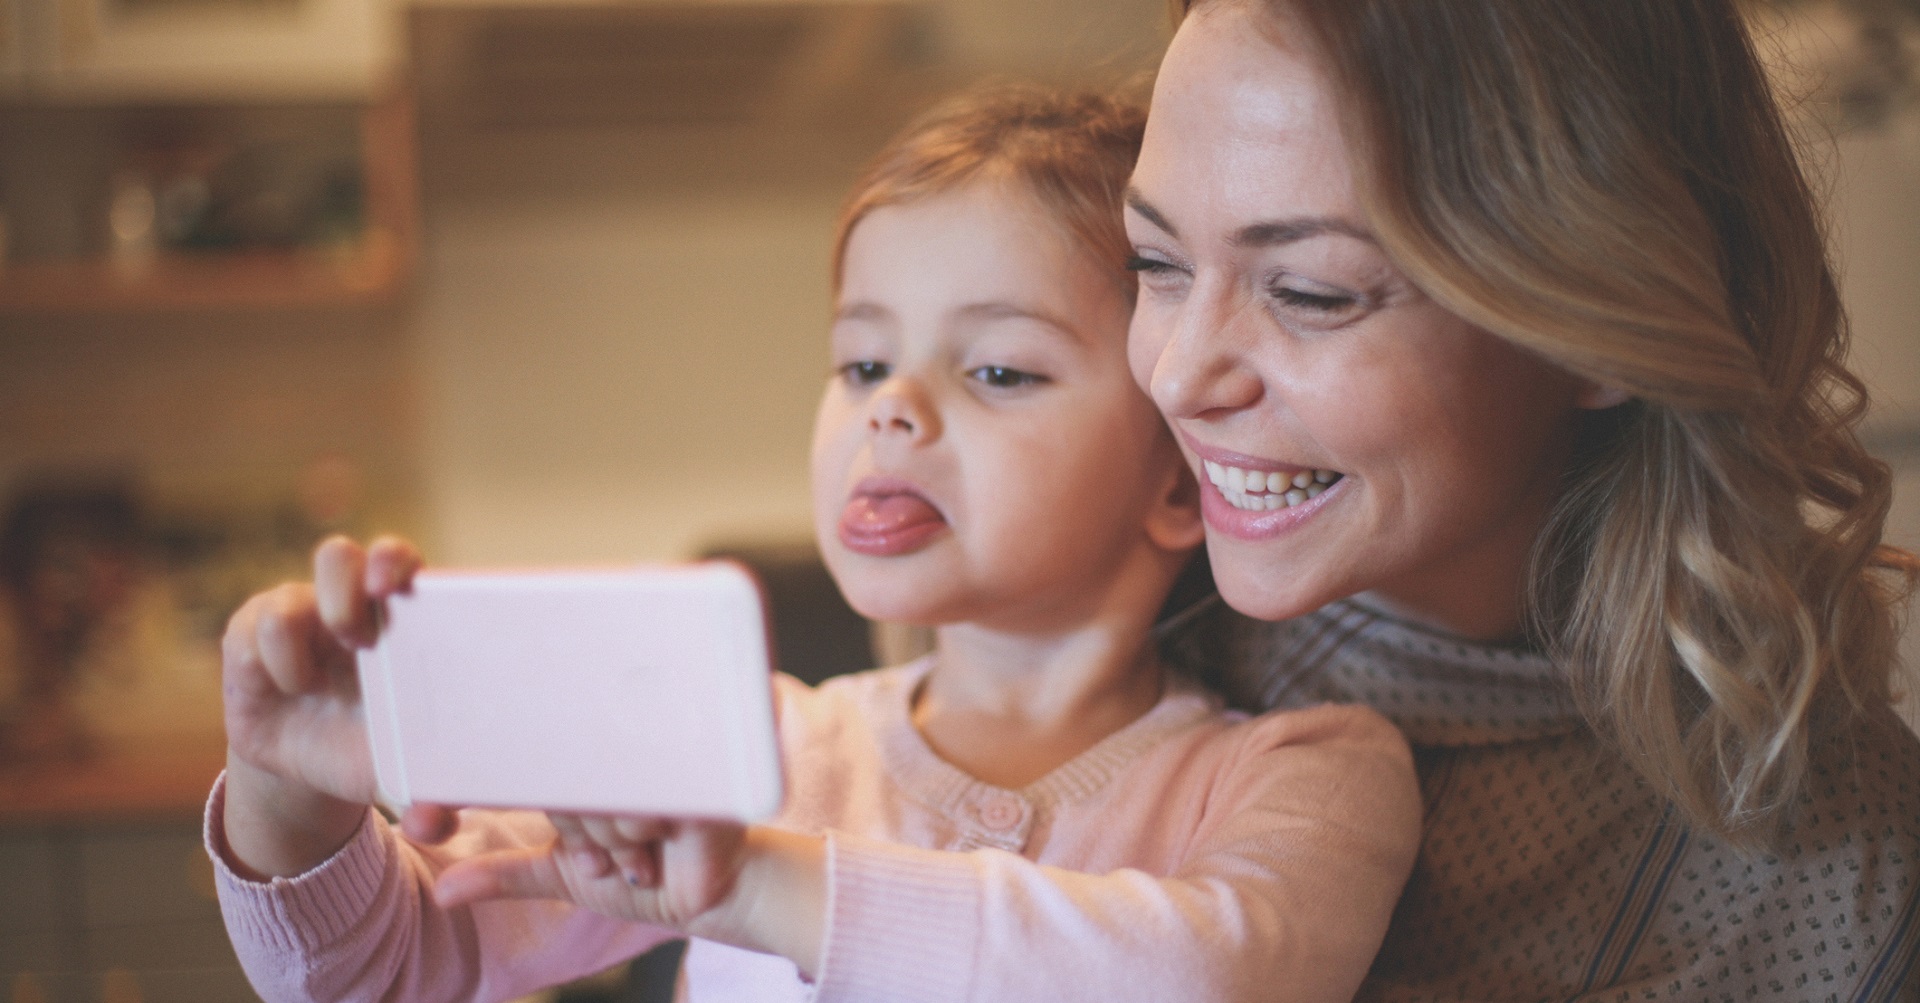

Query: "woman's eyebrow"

xmin=1233 ymin=217 xmax=1378 ymax=247
xmin=1125 ymin=188 xmax=1178 ymax=237
xmin=1126 ymin=187 xmax=1378 ymax=247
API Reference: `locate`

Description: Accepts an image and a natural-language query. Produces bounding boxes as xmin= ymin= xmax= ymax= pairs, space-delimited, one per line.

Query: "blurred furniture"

xmin=0 ymin=735 xmax=252 ymax=1003
xmin=698 ymin=541 xmax=874 ymax=686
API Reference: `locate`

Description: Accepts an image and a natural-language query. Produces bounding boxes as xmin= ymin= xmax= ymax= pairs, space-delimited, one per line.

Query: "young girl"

xmin=209 ymin=87 xmax=1421 ymax=1002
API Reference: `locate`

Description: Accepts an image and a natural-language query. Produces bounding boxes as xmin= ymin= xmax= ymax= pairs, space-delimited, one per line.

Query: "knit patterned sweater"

xmin=1171 ymin=598 xmax=1920 ymax=1003
xmin=207 ymin=660 xmax=1423 ymax=1002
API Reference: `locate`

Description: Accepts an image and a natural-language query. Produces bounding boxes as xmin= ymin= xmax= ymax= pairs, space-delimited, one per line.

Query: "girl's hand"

xmin=221 ymin=535 xmax=456 ymax=877
xmin=436 ymin=814 xmax=828 ymax=977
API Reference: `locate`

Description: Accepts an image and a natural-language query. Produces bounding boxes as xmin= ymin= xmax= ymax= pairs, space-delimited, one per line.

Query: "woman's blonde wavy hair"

xmin=1175 ymin=0 xmax=1920 ymax=849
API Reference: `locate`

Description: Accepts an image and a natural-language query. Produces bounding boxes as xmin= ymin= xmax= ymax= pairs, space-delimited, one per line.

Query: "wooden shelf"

xmin=0 ymin=88 xmax=417 ymax=314
xmin=0 ymin=733 xmax=226 ymax=825
xmin=0 ymin=239 xmax=404 ymax=312
xmin=0 ymin=237 xmax=404 ymax=312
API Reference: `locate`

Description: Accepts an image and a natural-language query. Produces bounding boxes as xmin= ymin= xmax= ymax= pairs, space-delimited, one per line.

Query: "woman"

xmin=1136 ymin=0 xmax=1920 ymax=999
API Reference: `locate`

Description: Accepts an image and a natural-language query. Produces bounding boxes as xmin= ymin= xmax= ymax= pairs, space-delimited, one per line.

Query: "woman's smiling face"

xmin=1126 ymin=3 xmax=1599 ymax=639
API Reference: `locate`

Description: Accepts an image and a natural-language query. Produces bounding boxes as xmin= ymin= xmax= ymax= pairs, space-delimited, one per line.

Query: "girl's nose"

xmin=867 ymin=379 xmax=941 ymax=443
xmin=1144 ymin=289 xmax=1265 ymax=421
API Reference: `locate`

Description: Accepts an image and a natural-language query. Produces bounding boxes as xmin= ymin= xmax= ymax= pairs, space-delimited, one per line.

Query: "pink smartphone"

xmin=356 ymin=562 xmax=783 ymax=821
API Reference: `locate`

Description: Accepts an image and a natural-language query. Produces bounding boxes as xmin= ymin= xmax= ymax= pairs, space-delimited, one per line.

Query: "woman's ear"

xmin=1145 ymin=460 xmax=1207 ymax=553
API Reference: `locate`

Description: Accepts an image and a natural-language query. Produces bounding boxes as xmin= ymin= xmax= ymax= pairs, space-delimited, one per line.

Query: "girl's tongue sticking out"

xmin=839 ymin=487 xmax=948 ymax=556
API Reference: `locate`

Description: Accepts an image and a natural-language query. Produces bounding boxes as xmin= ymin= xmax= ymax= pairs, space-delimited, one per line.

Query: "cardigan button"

xmin=977 ymin=796 xmax=1023 ymax=831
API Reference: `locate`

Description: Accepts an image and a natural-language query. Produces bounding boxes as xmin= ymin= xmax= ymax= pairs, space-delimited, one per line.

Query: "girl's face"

xmin=813 ymin=180 xmax=1197 ymax=633
xmin=1126 ymin=4 xmax=1603 ymax=639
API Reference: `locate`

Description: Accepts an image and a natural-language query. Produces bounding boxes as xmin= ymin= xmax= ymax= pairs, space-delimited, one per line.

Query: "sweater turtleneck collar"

xmin=1169 ymin=597 xmax=1584 ymax=747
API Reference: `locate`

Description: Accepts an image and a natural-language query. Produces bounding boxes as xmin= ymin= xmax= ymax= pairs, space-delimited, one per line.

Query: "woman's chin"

xmin=1205 ymin=547 xmax=1346 ymax=623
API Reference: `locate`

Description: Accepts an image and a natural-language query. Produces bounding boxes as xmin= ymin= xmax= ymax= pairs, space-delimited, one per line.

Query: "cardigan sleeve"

xmin=204 ymin=773 xmax=674 ymax=1003
xmin=809 ymin=703 xmax=1423 ymax=1003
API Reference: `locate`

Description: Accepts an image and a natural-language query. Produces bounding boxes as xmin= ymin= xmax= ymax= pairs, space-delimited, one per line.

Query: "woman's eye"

xmin=1266 ymin=275 xmax=1364 ymax=316
xmin=839 ymin=360 xmax=890 ymax=385
xmin=968 ymin=365 xmax=1047 ymax=389
xmin=1128 ymin=254 xmax=1193 ymax=296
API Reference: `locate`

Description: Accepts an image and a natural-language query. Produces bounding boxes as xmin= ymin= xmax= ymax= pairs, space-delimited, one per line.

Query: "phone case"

xmin=356 ymin=562 xmax=783 ymax=821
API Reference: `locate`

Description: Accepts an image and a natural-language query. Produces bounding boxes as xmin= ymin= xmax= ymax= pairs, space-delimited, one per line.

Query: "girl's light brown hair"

xmin=832 ymin=85 xmax=1146 ymax=292
xmin=1174 ymin=0 xmax=1919 ymax=849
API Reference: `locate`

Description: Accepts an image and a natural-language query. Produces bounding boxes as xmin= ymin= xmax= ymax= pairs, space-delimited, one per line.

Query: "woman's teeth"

xmin=1203 ymin=461 xmax=1342 ymax=512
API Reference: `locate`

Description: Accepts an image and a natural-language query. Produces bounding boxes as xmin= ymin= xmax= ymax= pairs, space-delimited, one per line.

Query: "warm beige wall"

xmin=413 ymin=178 xmax=843 ymax=564
xmin=1827 ymin=121 xmax=1920 ymax=720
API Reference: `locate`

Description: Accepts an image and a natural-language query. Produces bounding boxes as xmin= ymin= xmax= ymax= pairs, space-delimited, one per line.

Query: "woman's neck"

xmin=1350 ymin=588 xmax=1528 ymax=646
xmin=911 ymin=618 xmax=1166 ymax=790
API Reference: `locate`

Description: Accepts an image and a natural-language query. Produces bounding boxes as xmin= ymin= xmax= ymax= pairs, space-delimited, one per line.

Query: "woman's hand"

xmin=220 ymin=535 xmax=456 ymax=878
xmin=437 ymin=814 xmax=828 ymax=977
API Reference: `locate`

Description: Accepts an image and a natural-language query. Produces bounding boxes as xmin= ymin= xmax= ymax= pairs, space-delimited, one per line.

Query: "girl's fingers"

xmin=314 ymin=537 xmax=376 ymax=646
xmin=579 ymin=815 xmax=626 ymax=850
xmin=573 ymin=843 xmax=616 ymax=880
xmin=435 ymin=847 xmax=568 ymax=908
xmin=399 ymin=805 xmax=461 ymax=845
xmin=548 ymin=813 xmax=591 ymax=853
xmin=612 ymin=843 xmax=659 ymax=888
xmin=365 ymin=536 xmax=424 ymax=598
xmin=662 ymin=821 xmax=746 ymax=911
xmin=614 ymin=816 xmax=673 ymax=843
xmin=252 ymin=584 xmax=324 ymax=695
xmin=555 ymin=813 xmax=664 ymax=884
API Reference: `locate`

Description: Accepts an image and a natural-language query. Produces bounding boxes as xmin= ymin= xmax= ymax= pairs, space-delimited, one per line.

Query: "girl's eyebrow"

xmin=955 ymin=301 xmax=1086 ymax=345
xmin=832 ymin=300 xmax=1087 ymax=345
xmin=1126 ymin=188 xmax=1379 ymax=247
xmin=833 ymin=302 xmax=891 ymax=323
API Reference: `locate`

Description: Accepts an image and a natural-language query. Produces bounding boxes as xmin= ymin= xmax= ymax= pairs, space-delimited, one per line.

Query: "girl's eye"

xmin=968 ymin=365 xmax=1047 ymax=389
xmin=839 ymin=360 xmax=890 ymax=385
xmin=1125 ymin=255 xmax=1179 ymax=275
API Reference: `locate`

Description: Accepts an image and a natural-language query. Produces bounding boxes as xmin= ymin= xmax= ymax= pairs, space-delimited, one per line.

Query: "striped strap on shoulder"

xmin=1852 ymin=882 xmax=1920 ymax=1003
xmin=1565 ymin=804 xmax=1692 ymax=1001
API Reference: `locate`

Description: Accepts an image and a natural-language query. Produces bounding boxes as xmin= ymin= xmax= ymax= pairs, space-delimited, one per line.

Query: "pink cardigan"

xmin=208 ymin=663 xmax=1421 ymax=1002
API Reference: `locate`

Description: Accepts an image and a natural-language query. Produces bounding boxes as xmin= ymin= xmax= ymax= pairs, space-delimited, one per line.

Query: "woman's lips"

xmin=838 ymin=481 xmax=949 ymax=556
xmin=1199 ymin=471 xmax=1345 ymax=540
xmin=1179 ymin=433 xmax=1347 ymax=540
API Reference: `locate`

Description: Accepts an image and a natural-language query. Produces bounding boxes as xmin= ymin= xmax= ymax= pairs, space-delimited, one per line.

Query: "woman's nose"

xmin=1142 ymin=290 xmax=1265 ymax=420
xmin=867 ymin=379 xmax=941 ymax=443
